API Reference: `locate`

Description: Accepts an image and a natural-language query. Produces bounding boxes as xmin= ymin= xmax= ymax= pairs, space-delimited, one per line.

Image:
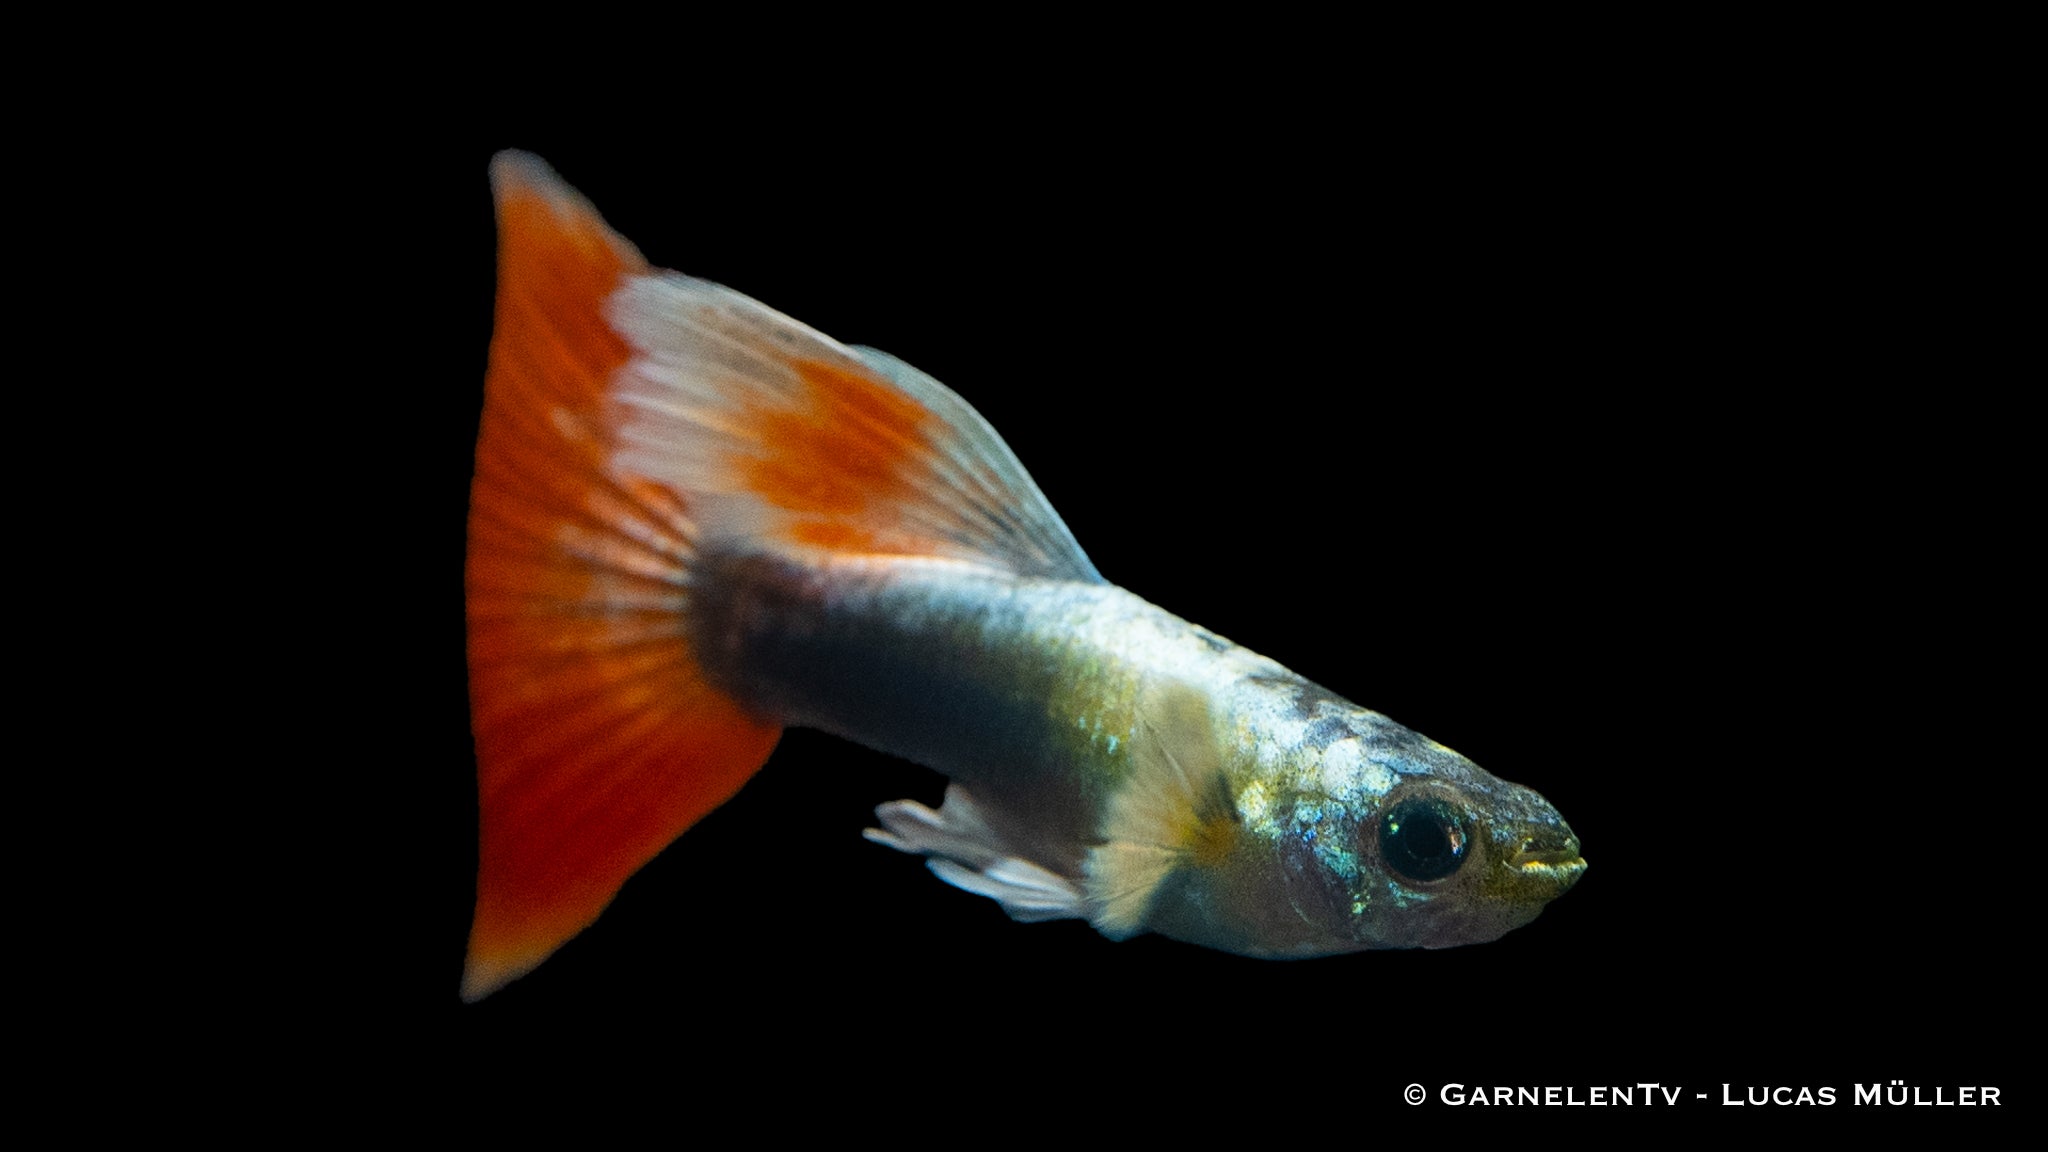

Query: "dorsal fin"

xmin=604 ymin=274 xmax=1101 ymax=580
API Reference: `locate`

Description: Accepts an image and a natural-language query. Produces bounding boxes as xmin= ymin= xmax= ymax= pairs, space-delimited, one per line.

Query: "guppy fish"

xmin=463 ymin=152 xmax=1585 ymax=1000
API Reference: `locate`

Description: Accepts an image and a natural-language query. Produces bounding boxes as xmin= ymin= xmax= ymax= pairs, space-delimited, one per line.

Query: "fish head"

xmin=1341 ymin=771 xmax=1583 ymax=949
xmin=1090 ymin=680 xmax=1583 ymax=959
xmin=1252 ymin=732 xmax=1586 ymax=954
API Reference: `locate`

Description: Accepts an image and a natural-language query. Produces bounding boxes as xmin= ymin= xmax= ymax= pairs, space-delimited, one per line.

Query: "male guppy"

xmin=463 ymin=152 xmax=1585 ymax=1000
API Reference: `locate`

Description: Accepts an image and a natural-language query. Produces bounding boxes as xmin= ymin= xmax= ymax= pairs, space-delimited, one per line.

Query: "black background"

xmin=345 ymin=98 xmax=2019 ymax=1117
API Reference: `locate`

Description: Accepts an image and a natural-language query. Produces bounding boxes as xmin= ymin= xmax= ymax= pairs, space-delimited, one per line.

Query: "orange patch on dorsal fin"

xmin=606 ymin=282 xmax=1100 ymax=581
xmin=738 ymin=356 xmax=939 ymax=552
xmin=463 ymin=154 xmax=780 ymax=1000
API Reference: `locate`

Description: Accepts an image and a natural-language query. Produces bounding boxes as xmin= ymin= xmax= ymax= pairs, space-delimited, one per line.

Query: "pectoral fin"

xmin=1082 ymin=681 xmax=1240 ymax=939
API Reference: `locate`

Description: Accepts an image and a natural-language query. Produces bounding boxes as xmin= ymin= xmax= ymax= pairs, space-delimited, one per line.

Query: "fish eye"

xmin=1380 ymin=796 xmax=1470 ymax=882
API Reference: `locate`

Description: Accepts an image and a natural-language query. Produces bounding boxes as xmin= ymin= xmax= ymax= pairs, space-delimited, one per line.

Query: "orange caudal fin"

xmin=463 ymin=153 xmax=780 ymax=1000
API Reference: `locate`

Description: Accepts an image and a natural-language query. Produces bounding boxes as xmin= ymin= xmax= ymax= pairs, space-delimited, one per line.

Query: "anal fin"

xmin=865 ymin=786 xmax=1086 ymax=924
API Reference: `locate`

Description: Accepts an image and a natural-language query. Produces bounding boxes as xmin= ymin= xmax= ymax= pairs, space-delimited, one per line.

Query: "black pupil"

xmin=1381 ymin=798 xmax=1468 ymax=882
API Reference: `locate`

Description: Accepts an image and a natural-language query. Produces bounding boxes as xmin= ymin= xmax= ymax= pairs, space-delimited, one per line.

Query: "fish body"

xmin=463 ymin=152 xmax=1585 ymax=999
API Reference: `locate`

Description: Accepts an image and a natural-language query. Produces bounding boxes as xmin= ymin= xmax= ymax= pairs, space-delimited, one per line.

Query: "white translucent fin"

xmin=865 ymin=786 xmax=1087 ymax=923
xmin=604 ymin=274 xmax=1100 ymax=581
xmin=1083 ymin=681 xmax=1239 ymax=938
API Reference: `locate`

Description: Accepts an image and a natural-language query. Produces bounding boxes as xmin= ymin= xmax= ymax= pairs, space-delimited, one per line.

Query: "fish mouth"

xmin=1508 ymin=833 xmax=1586 ymax=883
